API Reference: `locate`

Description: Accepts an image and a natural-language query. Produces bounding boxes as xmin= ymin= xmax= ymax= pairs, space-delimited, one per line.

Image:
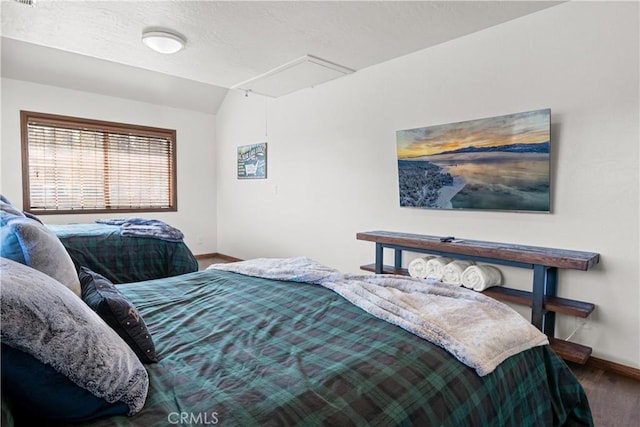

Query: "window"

xmin=21 ymin=111 xmax=177 ymax=214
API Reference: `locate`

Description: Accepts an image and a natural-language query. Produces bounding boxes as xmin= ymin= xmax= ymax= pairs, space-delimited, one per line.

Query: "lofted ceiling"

xmin=1 ymin=1 xmax=563 ymax=114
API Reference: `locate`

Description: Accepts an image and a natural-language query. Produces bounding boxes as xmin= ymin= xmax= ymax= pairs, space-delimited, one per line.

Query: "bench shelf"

xmin=357 ymin=231 xmax=600 ymax=364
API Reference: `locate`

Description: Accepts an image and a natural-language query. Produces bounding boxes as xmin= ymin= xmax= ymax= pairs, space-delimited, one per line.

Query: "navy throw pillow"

xmin=79 ymin=267 xmax=158 ymax=363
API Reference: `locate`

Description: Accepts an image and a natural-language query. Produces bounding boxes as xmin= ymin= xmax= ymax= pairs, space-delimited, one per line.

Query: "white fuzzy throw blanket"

xmin=209 ymin=257 xmax=548 ymax=376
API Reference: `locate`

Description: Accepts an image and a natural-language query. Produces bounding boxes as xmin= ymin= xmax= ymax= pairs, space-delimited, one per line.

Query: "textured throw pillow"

xmin=0 ymin=258 xmax=149 ymax=416
xmin=1 ymin=344 xmax=130 ymax=422
xmin=80 ymin=267 xmax=159 ymax=363
xmin=1 ymin=217 xmax=81 ymax=296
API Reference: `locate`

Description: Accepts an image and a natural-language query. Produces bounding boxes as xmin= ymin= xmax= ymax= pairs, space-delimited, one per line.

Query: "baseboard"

xmin=585 ymin=357 xmax=640 ymax=382
xmin=194 ymin=252 xmax=216 ymax=259
xmin=194 ymin=252 xmax=243 ymax=262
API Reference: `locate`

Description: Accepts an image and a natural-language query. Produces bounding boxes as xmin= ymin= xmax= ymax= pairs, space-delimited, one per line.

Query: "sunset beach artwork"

xmin=396 ymin=109 xmax=551 ymax=212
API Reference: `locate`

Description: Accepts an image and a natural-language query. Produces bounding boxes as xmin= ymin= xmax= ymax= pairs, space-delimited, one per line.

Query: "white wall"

xmin=1 ymin=78 xmax=217 ymax=256
xmin=216 ymin=2 xmax=639 ymax=367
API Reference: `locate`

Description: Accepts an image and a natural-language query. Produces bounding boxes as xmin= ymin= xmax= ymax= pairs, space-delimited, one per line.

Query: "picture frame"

xmin=237 ymin=142 xmax=267 ymax=179
xmin=396 ymin=109 xmax=551 ymax=212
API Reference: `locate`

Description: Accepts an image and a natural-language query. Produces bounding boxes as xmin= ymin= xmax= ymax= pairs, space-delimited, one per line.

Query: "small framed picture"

xmin=237 ymin=142 xmax=267 ymax=179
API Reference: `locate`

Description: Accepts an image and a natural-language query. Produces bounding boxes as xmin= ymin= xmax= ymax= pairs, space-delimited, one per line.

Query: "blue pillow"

xmin=1 ymin=344 xmax=129 ymax=422
xmin=0 ymin=196 xmax=26 ymax=263
xmin=1 ymin=217 xmax=81 ymax=295
xmin=0 ymin=223 xmax=25 ymax=264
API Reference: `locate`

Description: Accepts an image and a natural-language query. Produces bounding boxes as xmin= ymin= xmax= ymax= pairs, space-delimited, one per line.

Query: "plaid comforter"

xmin=47 ymin=223 xmax=198 ymax=284
xmin=64 ymin=269 xmax=592 ymax=426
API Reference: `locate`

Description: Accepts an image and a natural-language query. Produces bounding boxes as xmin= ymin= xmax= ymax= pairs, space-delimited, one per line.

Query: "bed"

xmin=1 ymin=253 xmax=593 ymax=427
xmin=1 ymin=195 xmax=592 ymax=426
xmin=0 ymin=195 xmax=197 ymax=284
xmin=46 ymin=222 xmax=198 ymax=284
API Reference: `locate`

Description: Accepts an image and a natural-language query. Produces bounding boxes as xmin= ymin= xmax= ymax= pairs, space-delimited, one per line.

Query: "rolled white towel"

xmin=407 ymin=256 xmax=435 ymax=279
xmin=441 ymin=260 xmax=475 ymax=286
xmin=461 ymin=265 xmax=503 ymax=291
xmin=425 ymin=257 xmax=453 ymax=281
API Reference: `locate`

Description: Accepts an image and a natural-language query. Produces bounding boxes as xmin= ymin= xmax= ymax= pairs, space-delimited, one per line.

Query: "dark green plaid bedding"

xmin=47 ymin=223 xmax=198 ymax=284
xmin=55 ymin=269 xmax=592 ymax=426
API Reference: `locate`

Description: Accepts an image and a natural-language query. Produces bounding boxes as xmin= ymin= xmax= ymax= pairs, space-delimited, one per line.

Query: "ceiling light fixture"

xmin=141 ymin=30 xmax=185 ymax=54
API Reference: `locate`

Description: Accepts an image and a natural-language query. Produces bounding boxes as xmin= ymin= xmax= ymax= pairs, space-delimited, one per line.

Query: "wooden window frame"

xmin=20 ymin=111 xmax=177 ymax=215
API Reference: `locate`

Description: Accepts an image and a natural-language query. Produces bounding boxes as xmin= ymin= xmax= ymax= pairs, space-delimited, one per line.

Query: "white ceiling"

xmin=1 ymin=0 xmax=563 ymax=114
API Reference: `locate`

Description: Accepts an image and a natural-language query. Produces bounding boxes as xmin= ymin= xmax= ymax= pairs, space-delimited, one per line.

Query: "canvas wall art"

xmin=237 ymin=142 xmax=267 ymax=179
xmin=396 ymin=109 xmax=551 ymax=212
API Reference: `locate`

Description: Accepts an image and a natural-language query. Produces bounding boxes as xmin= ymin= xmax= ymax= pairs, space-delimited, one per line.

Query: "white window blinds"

xmin=21 ymin=111 xmax=177 ymax=213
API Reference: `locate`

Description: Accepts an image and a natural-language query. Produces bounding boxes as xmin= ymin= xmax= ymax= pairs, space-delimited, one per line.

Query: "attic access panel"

xmin=232 ymin=55 xmax=354 ymax=97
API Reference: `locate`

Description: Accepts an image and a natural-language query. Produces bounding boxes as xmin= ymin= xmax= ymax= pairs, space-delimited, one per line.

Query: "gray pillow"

xmin=0 ymin=258 xmax=149 ymax=415
xmin=3 ymin=217 xmax=81 ymax=296
xmin=0 ymin=195 xmax=25 ymax=226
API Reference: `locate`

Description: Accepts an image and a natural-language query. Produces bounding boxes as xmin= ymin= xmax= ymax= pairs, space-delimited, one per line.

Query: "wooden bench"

xmin=357 ymin=230 xmax=600 ymax=364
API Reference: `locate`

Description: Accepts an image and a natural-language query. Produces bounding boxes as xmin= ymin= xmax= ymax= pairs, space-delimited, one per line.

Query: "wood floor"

xmin=568 ymin=362 xmax=640 ymax=426
xmin=196 ymin=254 xmax=640 ymax=426
xmin=196 ymin=255 xmax=237 ymax=270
